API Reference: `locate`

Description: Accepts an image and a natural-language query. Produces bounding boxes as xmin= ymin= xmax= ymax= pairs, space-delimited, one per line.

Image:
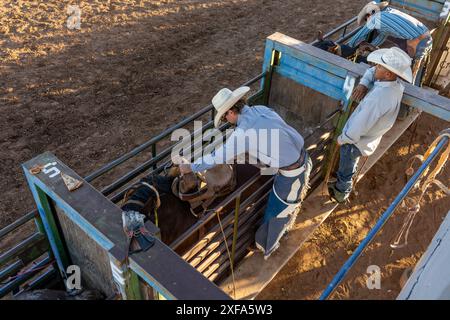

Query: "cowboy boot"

xmin=328 ymin=183 xmax=350 ymax=204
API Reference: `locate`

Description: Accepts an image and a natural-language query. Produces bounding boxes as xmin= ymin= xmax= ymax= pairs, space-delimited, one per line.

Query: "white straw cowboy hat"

xmin=357 ymin=1 xmax=389 ymax=25
xmin=367 ymin=47 xmax=413 ymax=83
xmin=212 ymin=86 xmax=250 ymax=128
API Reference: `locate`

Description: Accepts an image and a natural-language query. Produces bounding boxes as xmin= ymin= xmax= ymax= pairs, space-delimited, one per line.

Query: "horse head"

xmin=313 ymin=31 xmax=342 ymax=55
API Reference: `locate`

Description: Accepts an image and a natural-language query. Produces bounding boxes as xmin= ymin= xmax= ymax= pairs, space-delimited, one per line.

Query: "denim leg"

xmin=335 ymin=144 xmax=361 ymax=194
xmin=414 ymin=36 xmax=433 ymax=62
xmin=256 ymin=153 xmax=313 ymax=257
xmin=412 ymin=36 xmax=432 ymax=86
xmin=262 ymin=189 xmax=288 ymax=224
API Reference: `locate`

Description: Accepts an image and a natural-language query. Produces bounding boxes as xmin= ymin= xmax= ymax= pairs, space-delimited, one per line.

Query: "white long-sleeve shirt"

xmin=337 ymin=67 xmax=405 ymax=156
xmin=359 ymin=66 xmax=376 ymax=89
xmin=191 ymin=105 xmax=304 ymax=172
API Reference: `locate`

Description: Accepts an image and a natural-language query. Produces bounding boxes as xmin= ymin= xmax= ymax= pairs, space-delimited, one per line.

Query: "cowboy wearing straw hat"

xmin=179 ymin=87 xmax=313 ymax=259
xmin=328 ymin=47 xmax=412 ymax=203
xmin=348 ymin=1 xmax=432 ymax=85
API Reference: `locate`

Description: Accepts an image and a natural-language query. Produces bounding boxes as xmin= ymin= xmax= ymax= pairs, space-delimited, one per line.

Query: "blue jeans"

xmin=414 ymin=35 xmax=433 ymax=62
xmin=412 ymin=35 xmax=432 ymax=86
xmin=336 ymin=144 xmax=362 ymax=195
xmin=255 ymin=152 xmax=313 ymax=257
xmin=263 ymin=153 xmax=313 ymax=223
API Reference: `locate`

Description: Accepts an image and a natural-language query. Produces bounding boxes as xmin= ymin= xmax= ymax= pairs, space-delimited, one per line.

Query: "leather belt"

xmin=280 ymin=148 xmax=306 ymax=171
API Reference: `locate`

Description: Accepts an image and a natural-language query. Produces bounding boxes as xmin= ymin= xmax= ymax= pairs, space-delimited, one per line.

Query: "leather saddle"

xmin=170 ymin=164 xmax=237 ymax=217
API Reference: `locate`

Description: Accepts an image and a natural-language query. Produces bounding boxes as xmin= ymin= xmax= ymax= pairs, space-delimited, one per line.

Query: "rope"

xmin=153 ymin=207 xmax=159 ymax=228
xmin=145 ymin=183 xmax=160 ymax=228
xmin=407 ymin=118 xmax=420 ymax=155
xmin=215 ymin=209 xmax=236 ymax=299
xmin=391 ymin=130 xmax=450 ymax=249
xmin=230 ymin=196 xmax=241 ymax=269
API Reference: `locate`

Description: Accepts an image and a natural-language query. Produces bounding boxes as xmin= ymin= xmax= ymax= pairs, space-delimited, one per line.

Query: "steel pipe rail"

xmin=0 ymin=260 xmax=24 ymax=283
xmin=0 ymin=211 xmax=38 ymax=239
xmin=181 ymin=186 xmax=271 ymax=261
xmin=192 ymin=213 xmax=263 ymax=279
xmin=193 ymin=211 xmax=263 ymax=272
xmin=185 ymin=188 xmax=271 ymax=266
xmin=208 ymin=232 xmax=256 ymax=282
xmin=0 ymin=256 xmax=53 ymax=298
xmin=205 ymin=232 xmax=255 ymax=280
xmin=101 ymin=119 xmax=216 ymax=196
xmin=107 ymin=120 xmax=232 ymax=203
xmin=85 ymin=103 xmax=213 ymax=182
xmin=310 ymin=16 xmax=359 ymax=45
xmin=0 ymin=233 xmax=47 ymax=267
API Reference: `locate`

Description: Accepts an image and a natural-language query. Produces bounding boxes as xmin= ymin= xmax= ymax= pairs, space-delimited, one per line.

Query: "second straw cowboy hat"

xmin=367 ymin=47 xmax=413 ymax=83
xmin=357 ymin=1 xmax=389 ymax=25
xmin=212 ymin=86 xmax=250 ymax=128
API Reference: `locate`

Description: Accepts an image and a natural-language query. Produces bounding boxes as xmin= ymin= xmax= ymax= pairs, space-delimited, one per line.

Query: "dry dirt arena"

xmin=1 ymin=0 xmax=449 ymax=299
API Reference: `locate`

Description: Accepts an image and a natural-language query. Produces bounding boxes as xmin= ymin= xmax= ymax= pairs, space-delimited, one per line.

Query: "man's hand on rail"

xmin=351 ymin=84 xmax=368 ymax=102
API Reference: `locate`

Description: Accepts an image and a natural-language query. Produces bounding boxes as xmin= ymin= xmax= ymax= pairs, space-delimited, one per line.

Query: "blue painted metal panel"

xmin=272 ymin=40 xmax=350 ymax=79
xmin=393 ymin=0 xmax=445 ymax=12
xmin=261 ymin=37 xmax=353 ymax=102
xmin=263 ymin=33 xmax=450 ymax=122
xmin=281 ymin=54 xmax=345 ymax=88
xmin=275 ymin=64 xmax=344 ymax=101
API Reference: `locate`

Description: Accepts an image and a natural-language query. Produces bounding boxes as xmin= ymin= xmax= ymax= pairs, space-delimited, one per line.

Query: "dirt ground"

xmin=259 ymin=113 xmax=450 ymax=300
xmin=1 ymin=0 xmax=449 ymax=299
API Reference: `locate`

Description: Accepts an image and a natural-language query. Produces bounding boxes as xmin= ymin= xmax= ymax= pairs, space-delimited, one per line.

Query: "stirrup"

xmin=128 ymin=228 xmax=155 ymax=254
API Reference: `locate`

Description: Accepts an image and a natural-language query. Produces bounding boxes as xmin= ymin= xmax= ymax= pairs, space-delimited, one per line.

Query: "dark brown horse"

xmin=120 ymin=170 xmax=199 ymax=248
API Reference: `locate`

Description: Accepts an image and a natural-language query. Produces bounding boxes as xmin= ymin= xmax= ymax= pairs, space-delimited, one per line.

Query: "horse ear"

xmin=317 ymin=30 xmax=324 ymax=41
xmin=333 ymin=44 xmax=342 ymax=56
